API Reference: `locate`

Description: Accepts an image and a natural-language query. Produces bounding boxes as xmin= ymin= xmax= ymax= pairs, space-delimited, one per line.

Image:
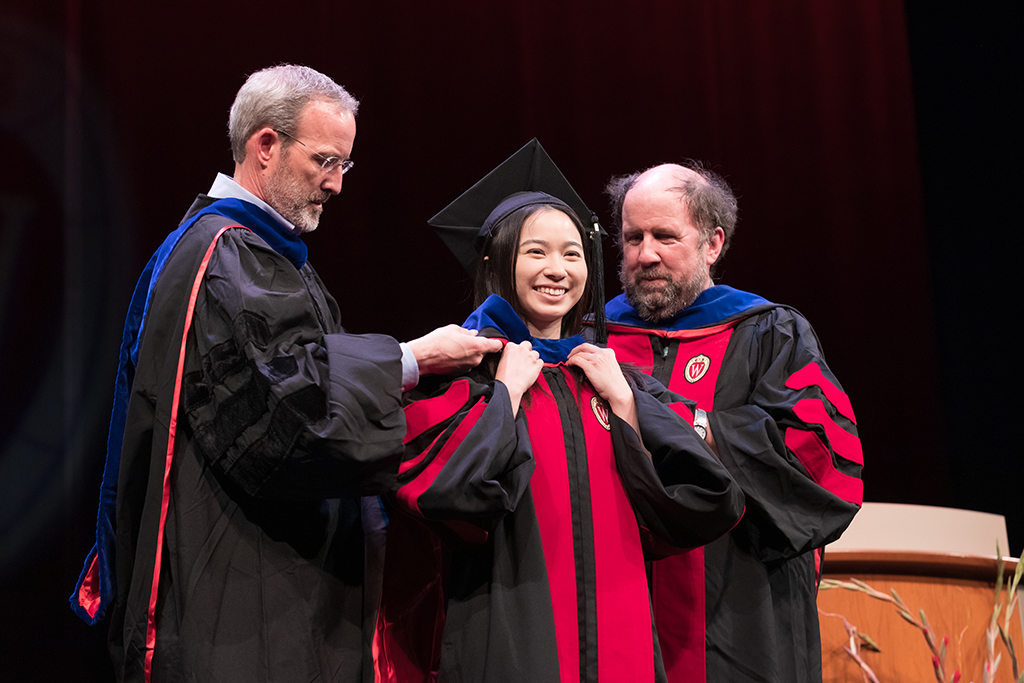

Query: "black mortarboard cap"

xmin=428 ymin=138 xmax=607 ymax=342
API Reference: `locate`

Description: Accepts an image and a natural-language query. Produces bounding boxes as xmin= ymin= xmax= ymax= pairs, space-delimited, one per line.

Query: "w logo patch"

xmin=591 ymin=397 xmax=611 ymax=431
xmin=684 ymin=354 xmax=711 ymax=383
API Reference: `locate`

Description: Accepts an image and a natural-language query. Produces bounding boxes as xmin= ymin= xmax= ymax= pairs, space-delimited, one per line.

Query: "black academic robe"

xmin=110 ymin=199 xmax=405 ymax=683
xmin=374 ymin=349 xmax=744 ymax=683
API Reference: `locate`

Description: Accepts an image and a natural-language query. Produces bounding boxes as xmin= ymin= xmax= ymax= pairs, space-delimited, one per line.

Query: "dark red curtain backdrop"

xmin=102 ymin=0 xmax=946 ymax=498
xmin=1 ymin=1 xmax=1018 ymax=680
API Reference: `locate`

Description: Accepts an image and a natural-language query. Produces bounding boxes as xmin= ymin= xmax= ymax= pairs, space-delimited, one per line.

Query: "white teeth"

xmin=536 ymin=287 xmax=567 ymax=296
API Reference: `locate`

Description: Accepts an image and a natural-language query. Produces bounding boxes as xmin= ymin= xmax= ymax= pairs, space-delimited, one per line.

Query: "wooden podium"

xmin=818 ymin=504 xmax=1023 ymax=682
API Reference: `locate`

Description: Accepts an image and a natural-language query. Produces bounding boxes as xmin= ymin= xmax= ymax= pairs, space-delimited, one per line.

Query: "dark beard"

xmin=620 ymin=263 xmax=708 ymax=322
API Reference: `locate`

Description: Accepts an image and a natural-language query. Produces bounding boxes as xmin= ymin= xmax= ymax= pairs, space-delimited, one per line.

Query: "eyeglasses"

xmin=274 ymin=129 xmax=354 ymax=174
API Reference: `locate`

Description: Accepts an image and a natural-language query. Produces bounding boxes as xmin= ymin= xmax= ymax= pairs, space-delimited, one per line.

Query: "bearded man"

xmin=602 ymin=162 xmax=863 ymax=683
xmin=71 ymin=64 xmax=501 ymax=683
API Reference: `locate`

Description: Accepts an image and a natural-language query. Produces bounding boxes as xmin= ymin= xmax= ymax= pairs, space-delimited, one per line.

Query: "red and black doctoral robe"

xmin=375 ymin=300 xmax=743 ymax=683
xmin=602 ymin=286 xmax=863 ymax=683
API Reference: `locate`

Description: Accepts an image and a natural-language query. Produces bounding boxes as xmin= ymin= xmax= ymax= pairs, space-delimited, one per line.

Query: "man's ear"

xmin=706 ymin=226 xmax=725 ymax=265
xmin=250 ymin=127 xmax=280 ymax=170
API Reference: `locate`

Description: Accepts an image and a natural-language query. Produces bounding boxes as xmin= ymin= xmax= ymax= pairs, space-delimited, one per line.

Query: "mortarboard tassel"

xmin=589 ymin=211 xmax=607 ymax=346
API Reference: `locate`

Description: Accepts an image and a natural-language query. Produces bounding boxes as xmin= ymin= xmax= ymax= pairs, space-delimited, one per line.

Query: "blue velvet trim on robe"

xmin=70 ymin=198 xmax=305 ymax=624
xmin=463 ymin=294 xmax=586 ymax=364
xmin=604 ymin=285 xmax=772 ymax=331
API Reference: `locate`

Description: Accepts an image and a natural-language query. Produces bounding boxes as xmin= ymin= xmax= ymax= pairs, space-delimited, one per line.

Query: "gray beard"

xmin=265 ymin=158 xmax=328 ymax=233
xmin=620 ymin=263 xmax=709 ymax=323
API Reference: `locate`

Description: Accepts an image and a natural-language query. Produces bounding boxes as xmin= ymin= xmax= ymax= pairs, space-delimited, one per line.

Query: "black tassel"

xmin=590 ymin=212 xmax=608 ymax=346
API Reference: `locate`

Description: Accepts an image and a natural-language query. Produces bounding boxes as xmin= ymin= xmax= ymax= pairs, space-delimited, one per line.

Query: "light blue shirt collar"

xmin=208 ymin=172 xmax=297 ymax=234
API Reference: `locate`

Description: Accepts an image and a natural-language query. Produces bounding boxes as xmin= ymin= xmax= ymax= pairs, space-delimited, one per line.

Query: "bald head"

xmin=630 ymin=163 xmax=703 ymax=196
xmin=605 ymin=160 xmax=737 ymax=263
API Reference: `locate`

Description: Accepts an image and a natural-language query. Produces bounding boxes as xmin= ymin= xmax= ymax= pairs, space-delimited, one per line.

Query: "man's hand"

xmin=407 ymin=325 xmax=504 ymax=376
xmin=704 ymin=422 xmax=719 ymax=456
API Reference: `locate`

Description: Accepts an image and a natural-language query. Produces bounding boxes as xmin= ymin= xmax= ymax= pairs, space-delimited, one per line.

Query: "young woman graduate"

xmin=373 ymin=140 xmax=744 ymax=683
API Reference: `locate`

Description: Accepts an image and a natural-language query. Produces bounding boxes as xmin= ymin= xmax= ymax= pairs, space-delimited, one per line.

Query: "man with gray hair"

xmin=71 ymin=64 xmax=501 ymax=683
xmin=601 ymin=162 xmax=863 ymax=683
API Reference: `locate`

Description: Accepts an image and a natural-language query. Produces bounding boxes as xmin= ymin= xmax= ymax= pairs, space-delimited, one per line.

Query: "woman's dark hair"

xmin=473 ymin=204 xmax=593 ymax=339
xmin=472 ymin=202 xmax=646 ymax=402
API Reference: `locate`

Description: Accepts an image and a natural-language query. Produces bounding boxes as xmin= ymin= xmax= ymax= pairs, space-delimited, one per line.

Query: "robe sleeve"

xmin=374 ymin=375 xmax=535 ymax=683
xmin=708 ymin=307 xmax=862 ymax=563
xmin=610 ymin=375 xmax=745 ymax=557
xmin=180 ymin=230 xmax=406 ymax=499
xmin=393 ymin=376 xmax=535 ymax=538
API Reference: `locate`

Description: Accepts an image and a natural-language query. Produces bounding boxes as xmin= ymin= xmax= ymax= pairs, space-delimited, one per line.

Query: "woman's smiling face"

xmin=514 ymin=208 xmax=587 ymax=339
